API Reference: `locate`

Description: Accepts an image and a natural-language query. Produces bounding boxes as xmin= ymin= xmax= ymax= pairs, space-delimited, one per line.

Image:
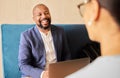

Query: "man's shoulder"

xmin=21 ymin=26 xmax=36 ymax=35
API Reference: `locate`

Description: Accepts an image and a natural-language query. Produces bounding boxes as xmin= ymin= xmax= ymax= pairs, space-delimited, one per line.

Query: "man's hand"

xmin=42 ymin=70 xmax=49 ymax=78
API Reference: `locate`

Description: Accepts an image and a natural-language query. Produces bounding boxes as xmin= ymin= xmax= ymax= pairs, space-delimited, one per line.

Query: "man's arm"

xmin=18 ymin=33 xmax=43 ymax=78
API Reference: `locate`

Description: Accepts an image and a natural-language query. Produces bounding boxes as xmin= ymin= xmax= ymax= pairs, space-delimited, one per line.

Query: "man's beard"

xmin=38 ymin=18 xmax=51 ymax=30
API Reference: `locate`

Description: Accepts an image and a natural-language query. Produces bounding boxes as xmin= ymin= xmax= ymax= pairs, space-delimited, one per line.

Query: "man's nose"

xmin=42 ymin=14 xmax=47 ymax=18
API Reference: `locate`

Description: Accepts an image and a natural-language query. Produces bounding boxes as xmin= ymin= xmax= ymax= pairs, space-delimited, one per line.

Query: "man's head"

xmin=33 ymin=4 xmax=51 ymax=30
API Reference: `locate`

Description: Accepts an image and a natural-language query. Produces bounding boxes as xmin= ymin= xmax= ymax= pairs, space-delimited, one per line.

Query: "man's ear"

xmin=32 ymin=16 xmax=35 ymax=21
xmin=91 ymin=0 xmax=100 ymax=21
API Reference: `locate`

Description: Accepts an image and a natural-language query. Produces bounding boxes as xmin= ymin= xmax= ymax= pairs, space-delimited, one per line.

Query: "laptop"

xmin=48 ymin=57 xmax=90 ymax=78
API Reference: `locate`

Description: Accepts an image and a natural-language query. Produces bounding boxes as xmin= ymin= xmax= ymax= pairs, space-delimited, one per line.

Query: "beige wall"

xmin=0 ymin=0 xmax=83 ymax=78
xmin=0 ymin=0 xmax=83 ymax=24
xmin=0 ymin=24 xmax=3 ymax=78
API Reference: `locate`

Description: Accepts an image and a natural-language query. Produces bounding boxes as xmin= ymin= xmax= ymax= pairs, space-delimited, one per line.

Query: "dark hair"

xmin=98 ymin=0 xmax=120 ymax=25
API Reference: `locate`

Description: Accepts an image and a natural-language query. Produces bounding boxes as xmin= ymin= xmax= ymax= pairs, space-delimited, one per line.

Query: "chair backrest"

xmin=1 ymin=24 xmax=34 ymax=78
xmin=1 ymin=24 xmax=100 ymax=78
xmin=57 ymin=24 xmax=92 ymax=59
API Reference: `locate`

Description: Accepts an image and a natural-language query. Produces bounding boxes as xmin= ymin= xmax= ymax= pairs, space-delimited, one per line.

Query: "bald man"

xmin=18 ymin=4 xmax=70 ymax=78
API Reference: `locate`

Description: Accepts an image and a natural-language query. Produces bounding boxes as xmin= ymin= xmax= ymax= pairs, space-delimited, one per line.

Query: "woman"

xmin=66 ymin=0 xmax=120 ymax=78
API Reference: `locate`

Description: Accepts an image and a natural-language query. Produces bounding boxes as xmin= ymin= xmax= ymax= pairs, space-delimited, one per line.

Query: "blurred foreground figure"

xmin=66 ymin=0 xmax=120 ymax=78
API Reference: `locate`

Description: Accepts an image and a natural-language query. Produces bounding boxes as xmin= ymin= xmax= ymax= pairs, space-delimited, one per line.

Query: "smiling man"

xmin=18 ymin=4 xmax=70 ymax=78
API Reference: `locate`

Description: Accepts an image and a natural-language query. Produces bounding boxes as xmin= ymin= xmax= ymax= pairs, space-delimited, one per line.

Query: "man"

xmin=18 ymin=4 xmax=70 ymax=78
xmin=66 ymin=0 xmax=120 ymax=78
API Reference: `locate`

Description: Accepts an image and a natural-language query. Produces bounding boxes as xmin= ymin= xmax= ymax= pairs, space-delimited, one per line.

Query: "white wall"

xmin=0 ymin=0 xmax=83 ymax=78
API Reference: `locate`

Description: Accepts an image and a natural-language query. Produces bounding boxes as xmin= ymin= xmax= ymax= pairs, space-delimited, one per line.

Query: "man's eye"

xmin=37 ymin=14 xmax=41 ymax=16
xmin=39 ymin=14 xmax=42 ymax=16
xmin=45 ymin=12 xmax=49 ymax=15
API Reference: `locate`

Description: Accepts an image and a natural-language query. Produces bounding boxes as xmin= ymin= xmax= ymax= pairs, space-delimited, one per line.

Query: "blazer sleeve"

xmin=18 ymin=32 xmax=43 ymax=78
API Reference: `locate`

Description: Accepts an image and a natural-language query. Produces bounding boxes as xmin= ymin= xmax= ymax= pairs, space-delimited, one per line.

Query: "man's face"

xmin=33 ymin=5 xmax=51 ymax=29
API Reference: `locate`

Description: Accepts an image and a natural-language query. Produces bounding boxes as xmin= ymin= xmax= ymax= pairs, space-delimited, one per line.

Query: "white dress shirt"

xmin=39 ymin=30 xmax=57 ymax=78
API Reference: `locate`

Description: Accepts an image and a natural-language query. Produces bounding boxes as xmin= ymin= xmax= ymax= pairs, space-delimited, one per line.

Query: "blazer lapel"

xmin=34 ymin=26 xmax=44 ymax=44
xmin=34 ymin=26 xmax=45 ymax=54
xmin=51 ymin=25 xmax=61 ymax=61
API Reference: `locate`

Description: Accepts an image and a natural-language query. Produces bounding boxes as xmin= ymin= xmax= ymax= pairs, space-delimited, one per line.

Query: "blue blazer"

xmin=18 ymin=25 xmax=70 ymax=78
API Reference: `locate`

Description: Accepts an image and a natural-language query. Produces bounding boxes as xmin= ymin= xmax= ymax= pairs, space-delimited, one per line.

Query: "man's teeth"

xmin=42 ymin=20 xmax=48 ymax=23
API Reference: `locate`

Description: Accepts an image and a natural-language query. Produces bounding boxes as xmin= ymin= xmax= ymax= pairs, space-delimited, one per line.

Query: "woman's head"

xmin=98 ymin=0 xmax=120 ymax=25
xmin=77 ymin=0 xmax=120 ymax=42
